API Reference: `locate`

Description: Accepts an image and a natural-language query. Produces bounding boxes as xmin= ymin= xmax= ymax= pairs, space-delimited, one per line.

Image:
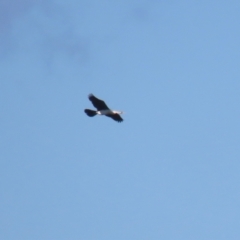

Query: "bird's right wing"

xmin=106 ymin=113 xmax=123 ymax=122
xmin=88 ymin=94 xmax=109 ymax=110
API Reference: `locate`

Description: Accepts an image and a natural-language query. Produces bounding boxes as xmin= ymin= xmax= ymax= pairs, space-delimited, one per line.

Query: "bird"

xmin=84 ymin=94 xmax=124 ymax=122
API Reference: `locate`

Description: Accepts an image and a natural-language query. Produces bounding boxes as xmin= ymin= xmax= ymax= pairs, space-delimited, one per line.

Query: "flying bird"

xmin=84 ymin=94 xmax=124 ymax=122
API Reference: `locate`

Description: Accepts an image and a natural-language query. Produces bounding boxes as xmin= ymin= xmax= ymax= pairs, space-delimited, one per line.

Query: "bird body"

xmin=84 ymin=94 xmax=124 ymax=122
xmin=97 ymin=110 xmax=122 ymax=115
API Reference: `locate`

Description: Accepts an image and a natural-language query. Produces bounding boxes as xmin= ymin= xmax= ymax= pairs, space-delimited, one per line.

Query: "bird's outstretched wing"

xmin=106 ymin=113 xmax=123 ymax=122
xmin=88 ymin=94 xmax=109 ymax=111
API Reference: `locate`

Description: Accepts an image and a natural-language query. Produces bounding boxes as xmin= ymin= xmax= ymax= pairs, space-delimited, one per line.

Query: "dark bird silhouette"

xmin=84 ymin=94 xmax=124 ymax=122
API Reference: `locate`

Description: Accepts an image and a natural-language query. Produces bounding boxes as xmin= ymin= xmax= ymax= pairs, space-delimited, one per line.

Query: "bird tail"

xmin=84 ymin=109 xmax=97 ymax=117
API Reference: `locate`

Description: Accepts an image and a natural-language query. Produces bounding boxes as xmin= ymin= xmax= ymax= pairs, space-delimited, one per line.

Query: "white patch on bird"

xmin=97 ymin=110 xmax=113 ymax=115
xmin=112 ymin=110 xmax=123 ymax=114
xmin=96 ymin=110 xmax=123 ymax=115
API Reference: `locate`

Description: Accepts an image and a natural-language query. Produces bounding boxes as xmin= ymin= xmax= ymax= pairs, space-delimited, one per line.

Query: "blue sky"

xmin=1 ymin=1 xmax=240 ymax=239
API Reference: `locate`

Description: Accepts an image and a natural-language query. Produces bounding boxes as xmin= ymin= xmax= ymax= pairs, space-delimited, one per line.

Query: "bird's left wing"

xmin=88 ymin=94 xmax=109 ymax=110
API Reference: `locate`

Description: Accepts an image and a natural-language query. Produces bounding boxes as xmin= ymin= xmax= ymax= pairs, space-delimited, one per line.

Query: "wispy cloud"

xmin=0 ymin=1 xmax=90 ymax=65
xmin=0 ymin=0 xmax=156 ymax=69
xmin=0 ymin=0 xmax=35 ymax=31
